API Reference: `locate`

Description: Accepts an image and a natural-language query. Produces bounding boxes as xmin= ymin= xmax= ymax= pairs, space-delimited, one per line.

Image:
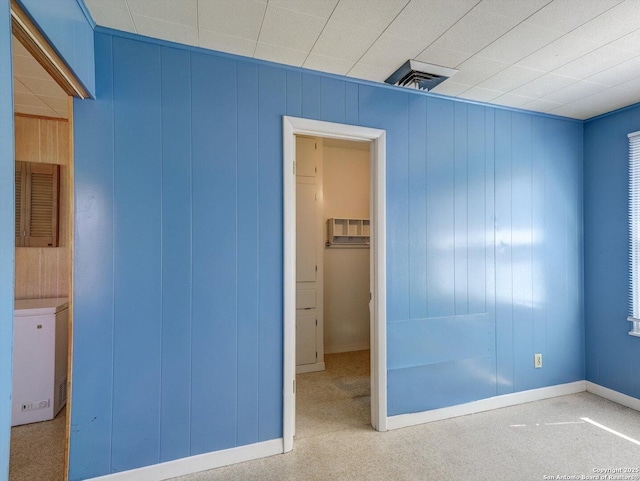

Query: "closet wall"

xmin=323 ymin=139 xmax=370 ymax=354
xmin=14 ymin=114 xmax=70 ymax=300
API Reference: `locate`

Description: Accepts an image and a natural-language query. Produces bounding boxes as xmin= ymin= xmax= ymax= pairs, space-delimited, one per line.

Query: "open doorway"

xmin=283 ymin=116 xmax=387 ymax=453
xmin=295 ymin=135 xmax=372 ymax=439
xmin=8 ymin=3 xmax=80 ymax=478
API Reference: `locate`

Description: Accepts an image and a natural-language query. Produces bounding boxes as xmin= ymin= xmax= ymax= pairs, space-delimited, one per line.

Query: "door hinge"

xmin=314 ymin=142 xmax=317 ymax=150
xmin=316 ymin=351 xmax=318 ymax=359
xmin=293 ymin=379 xmax=296 ymax=394
xmin=315 ymin=265 xmax=318 ymax=272
xmin=315 ymin=319 xmax=318 ymax=326
xmin=315 ymin=166 xmax=317 ymax=173
xmin=293 ymin=161 xmax=296 ymax=174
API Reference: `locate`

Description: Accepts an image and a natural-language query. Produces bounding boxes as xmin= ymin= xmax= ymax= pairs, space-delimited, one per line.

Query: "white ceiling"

xmin=85 ymin=0 xmax=640 ymax=120
xmin=12 ymin=35 xmax=69 ymax=119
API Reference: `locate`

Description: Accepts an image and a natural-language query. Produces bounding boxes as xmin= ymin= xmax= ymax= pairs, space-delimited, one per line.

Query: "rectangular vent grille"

xmin=385 ymin=60 xmax=458 ymax=91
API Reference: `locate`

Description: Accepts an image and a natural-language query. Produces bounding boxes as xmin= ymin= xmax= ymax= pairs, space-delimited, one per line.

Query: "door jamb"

xmin=282 ymin=116 xmax=387 ymax=453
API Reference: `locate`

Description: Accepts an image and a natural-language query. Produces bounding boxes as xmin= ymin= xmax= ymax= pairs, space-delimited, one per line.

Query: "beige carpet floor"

xmin=173 ymin=350 xmax=640 ymax=481
xmin=9 ymin=409 xmax=66 ymax=481
xmin=10 ymin=351 xmax=640 ymax=481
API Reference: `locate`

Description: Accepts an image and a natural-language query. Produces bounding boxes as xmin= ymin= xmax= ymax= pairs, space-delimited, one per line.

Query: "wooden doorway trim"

xmin=10 ymin=0 xmax=90 ymax=99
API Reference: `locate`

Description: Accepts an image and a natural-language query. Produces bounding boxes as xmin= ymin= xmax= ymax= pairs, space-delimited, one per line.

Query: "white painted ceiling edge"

xmin=83 ymin=0 xmax=640 ymax=120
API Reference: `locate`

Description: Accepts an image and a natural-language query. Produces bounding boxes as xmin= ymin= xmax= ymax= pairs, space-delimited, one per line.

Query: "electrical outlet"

xmin=534 ymin=353 xmax=542 ymax=369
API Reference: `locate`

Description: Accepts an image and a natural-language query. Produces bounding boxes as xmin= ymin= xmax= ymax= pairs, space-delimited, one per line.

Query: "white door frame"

xmin=283 ymin=116 xmax=387 ymax=452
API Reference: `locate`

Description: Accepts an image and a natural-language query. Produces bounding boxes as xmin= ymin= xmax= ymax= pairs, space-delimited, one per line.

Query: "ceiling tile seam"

xmin=418 ymin=0 xmax=555 ymax=70
xmin=515 ymin=47 xmax=640 ymax=104
xmin=410 ymin=0 xmax=482 ymax=68
xmin=512 ymin=1 xmax=629 ymax=71
xmin=127 ymin=12 xmax=198 ymax=33
xmin=344 ymin=0 xmax=412 ymax=77
xmin=546 ymin=39 xmax=640 ymax=87
xmin=456 ymin=64 xmax=546 ymax=100
xmin=460 ymin=17 xmax=640 ymax=103
xmin=252 ymin=0 xmax=269 ymax=57
xmin=195 ymin=0 xmax=199 ymax=48
xmin=124 ymin=0 xmax=138 ymax=35
xmin=507 ymin=74 xmax=582 ymax=106
xmin=301 ymin=1 xmax=341 ymax=67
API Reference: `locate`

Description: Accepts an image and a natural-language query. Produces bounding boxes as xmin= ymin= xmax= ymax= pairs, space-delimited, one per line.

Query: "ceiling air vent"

xmin=385 ymin=60 xmax=458 ymax=91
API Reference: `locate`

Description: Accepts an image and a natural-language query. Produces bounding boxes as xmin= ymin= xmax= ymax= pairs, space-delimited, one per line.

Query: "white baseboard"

xmin=586 ymin=382 xmax=640 ymax=411
xmin=296 ymin=361 xmax=325 ymax=374
xmin=386 ymin=381 xmax=587 ymax=430
xmin=87 ymin=438 xmax=283 ymax=481
xmin=324 ymin=343 xmax=370 ymax=354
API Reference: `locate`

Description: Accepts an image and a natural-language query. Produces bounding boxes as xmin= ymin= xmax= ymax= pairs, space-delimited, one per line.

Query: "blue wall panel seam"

xmin=187 ymin=51 xmax=193 ymax=456
xmin=158 ymin=47 xmax=164 ymax=463
xmin=256 ymin=66 xmax=261 ymax=441
xmin=108 ymin=33 xmax=115 ymax=474
xmin=234 ymin=59 xmax=239 ymax=447
xmin=186 ymin=51 xmax=194 ymax=454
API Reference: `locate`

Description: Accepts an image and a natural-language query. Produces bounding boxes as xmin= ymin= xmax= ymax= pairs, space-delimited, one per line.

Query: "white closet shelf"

xmin=326 ymin=218 xmax=370 ymax=246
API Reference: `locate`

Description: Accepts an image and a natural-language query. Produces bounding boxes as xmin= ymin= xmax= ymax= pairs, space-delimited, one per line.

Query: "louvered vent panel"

xmin=58 ymin=378 xmax=67 ymax=406
xmin=15 ymin=169 xmax=22 ymax=240
xmin=30 ymin=172 xmax=54 ymax=237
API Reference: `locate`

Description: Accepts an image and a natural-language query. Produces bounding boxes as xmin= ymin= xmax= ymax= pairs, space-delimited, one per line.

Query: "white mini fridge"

xmin=12 ymin=298 xmax=69 ymax=426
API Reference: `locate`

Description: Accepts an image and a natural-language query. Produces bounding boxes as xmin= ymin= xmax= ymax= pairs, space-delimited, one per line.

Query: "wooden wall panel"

xmin=39 ymin=118 xmax=58 ymax=163
xmin=14 ymin=114 xmax=70 ymax=300
xmin=14 ymin=115 xmax=39 ymax=162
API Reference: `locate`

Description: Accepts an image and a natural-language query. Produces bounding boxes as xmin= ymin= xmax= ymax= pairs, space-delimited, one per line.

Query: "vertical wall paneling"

xmin=530 ymin=116 xmax=547 ymax=376
xmin=159 ymin=47 xmax=192 ymax=462
xmin=359 ymin=85 xmax=410 ymax=324
xmin=320 ymin=77 xmax=345 ymax=124
xmin=285 ymin=70 xmax=301 ymax=118
xmin=494 ymin=109 xmax=514 ymax=395
xmin=467 ymin=104 xmax=487 ymax=315
xmin=237 ymin=61 xmax=260 ymax=447
xmin=510 ymin=113 xmax=535 ymax=392
xmin=71 ymin=29 xmax=586 ymax=478
xmin=484 ymin=108 xmax=497 ymax=394
xmin=0 ymin=0 xmax=13 ymax=478
xmin=301 ymin=72 xmax=321 ymax=121
xmin=584 ymin=113 xmax=633 ymax=394
xmin=546 ymin=120 xmax=584 ymax=385
xmin=426 ymin=97 xmax=455 ymax=319
xmin=345 ymin=83 xmax=359 ymax=126
xmin=583 ymin=121 xmax=602 ymax=384
xmin=408 ymin=95 xmax=427 ymax=320
xmin=257 ymin=65 xmax=286 ymax=441
xmin=111 ymin=36 xmax=163 ymax=472
xmin=69 ymin=33 xmax=115 ymax=481
xmin=454 ymin=102 xmax=469 ymax=315
xmin=190 ymin=52 xmax=239 ymax=454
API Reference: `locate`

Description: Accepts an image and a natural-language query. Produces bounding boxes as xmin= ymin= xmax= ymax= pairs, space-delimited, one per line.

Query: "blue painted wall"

xmin=584 ymin=106 xmax=640 ymax=398
xmin=16 ymin=0 xmax=95 ymax=97
xmin=70 ymin=29 xmax=585 ymax=479
xmin=0 ymin=1 xmax=14 ymax=478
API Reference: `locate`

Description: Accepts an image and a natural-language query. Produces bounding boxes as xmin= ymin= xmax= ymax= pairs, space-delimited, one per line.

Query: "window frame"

xmin=627 ymin=131 xmax=640 ymax=337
